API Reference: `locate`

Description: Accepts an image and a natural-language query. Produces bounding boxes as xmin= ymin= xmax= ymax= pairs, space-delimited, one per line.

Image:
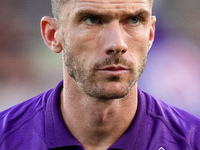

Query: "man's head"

xmin=43 ymin=0 xmax=156 ymax=100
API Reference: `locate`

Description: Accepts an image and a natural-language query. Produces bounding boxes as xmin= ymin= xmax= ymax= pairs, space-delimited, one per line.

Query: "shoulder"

xmin=0 ymin=89 xmax=53 ymax=146
xmin=139 ymin=89 xmax=200 ymax=148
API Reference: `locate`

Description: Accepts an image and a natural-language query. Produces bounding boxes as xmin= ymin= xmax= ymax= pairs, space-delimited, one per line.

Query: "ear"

xmin=148 ymin=16 xmax=156 ymax=50
xmin=41 ymin=16 xmax=63 ymax=53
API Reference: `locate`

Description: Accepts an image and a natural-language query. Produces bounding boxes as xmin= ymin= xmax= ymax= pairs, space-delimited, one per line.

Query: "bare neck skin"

xmin=60 ymin=70 xmax=138 ymax=150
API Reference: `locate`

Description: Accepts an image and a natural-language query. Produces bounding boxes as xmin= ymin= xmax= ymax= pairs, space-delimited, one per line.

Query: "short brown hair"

xmin=51 ymin=0 xmax=68 ymax=19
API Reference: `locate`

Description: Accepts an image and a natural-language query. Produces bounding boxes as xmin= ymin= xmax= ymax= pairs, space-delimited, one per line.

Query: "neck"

xmin=60 ymin=75 xmax=138 ymax=150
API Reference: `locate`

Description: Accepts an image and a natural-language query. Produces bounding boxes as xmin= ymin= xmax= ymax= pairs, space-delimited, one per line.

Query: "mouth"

xmin=97 ymin=65 xmax=129 ymax=76
xmin=101 ymin=66 xmax=128 ymax=71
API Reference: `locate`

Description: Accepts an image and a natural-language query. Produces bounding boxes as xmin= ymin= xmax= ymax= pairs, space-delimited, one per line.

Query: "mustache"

xmin=92 ymin=55 xmax=133 ymax=70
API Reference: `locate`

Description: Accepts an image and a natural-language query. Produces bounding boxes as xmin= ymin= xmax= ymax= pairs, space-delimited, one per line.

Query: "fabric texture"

xmin=0 ymin=80 xmax=200 ymax=150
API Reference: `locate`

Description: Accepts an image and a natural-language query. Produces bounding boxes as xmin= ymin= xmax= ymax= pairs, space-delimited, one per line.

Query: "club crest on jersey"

xmin=158 ymin=147 xmax=165 ymax=150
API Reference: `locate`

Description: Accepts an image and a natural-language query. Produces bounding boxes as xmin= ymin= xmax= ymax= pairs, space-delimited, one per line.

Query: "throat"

xmin=80 ymin=106 xmax=134 ymax=150
xmin=91 ymin=109 xmax=118 ymax=134
xmin=60 ymin=85 xmax=138 ymax=149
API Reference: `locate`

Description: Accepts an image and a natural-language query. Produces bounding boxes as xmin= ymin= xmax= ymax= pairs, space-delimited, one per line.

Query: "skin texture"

xmin=41 ymin=0 xmax=156 ymax=149
xmin=51 ymin=0 xmax=154 ymax=20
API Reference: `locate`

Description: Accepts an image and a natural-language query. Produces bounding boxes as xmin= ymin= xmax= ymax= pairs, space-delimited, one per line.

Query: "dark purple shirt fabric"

xmin=0 ymin=80 xmax=200 ymax=150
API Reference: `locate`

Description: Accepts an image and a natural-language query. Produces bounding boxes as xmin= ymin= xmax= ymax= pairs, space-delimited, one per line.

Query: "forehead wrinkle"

xmin=74 ymin=0 xmax=149 ymax=8
xmin=74 ymin=0 xmax=151 ymax=11
xmin=75 ymin=0 xmax=149 ymax=5
xmin=71 ymin=1 xmax=150 ymax=19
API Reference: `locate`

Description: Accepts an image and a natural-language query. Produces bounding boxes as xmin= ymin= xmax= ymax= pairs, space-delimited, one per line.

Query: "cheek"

xmin=127 ymin=30 xmax=149 ymax=56
xmin=126 ymin=25 xmax=150 ymax=42
xmin=125 ymin=31 xmax=149 ymax=70
xmin=130 ymin=29 xmax=150 ymax=45
xmin=64 ymin=29 xmax=100 ymax=68
xmin=68 ymin=24 xmax=100 ymax=46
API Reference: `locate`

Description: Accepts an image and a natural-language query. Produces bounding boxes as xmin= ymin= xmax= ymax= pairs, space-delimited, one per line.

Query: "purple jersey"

xmin=0 ymin=80 xmax=200 ymax=150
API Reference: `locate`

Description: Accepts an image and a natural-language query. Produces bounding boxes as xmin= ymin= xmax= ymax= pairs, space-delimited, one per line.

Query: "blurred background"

xmin=0 ymin=0 xmax=200 ymax=117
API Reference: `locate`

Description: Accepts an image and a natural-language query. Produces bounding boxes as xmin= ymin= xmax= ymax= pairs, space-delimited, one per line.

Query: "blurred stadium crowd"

xmin=0 ymin=0 xmax=200 ymax=116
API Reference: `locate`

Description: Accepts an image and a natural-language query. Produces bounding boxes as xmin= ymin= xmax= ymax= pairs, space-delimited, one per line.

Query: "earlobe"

xmin=41 ymin=16 xmax=63 ymax=53
xmin=148 ymin=16 xmax=156 ymax=50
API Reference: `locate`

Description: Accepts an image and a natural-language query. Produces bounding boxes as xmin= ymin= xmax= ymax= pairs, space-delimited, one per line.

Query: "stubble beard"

xmin=63 ymin=44 xmax=147 ymax=100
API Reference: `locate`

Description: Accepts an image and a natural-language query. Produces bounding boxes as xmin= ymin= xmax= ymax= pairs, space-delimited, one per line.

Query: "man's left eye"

xmin=127 ymin=17 xmax=140 ymax=25
xmin=85 ymin=17 xmax=100 ymax=25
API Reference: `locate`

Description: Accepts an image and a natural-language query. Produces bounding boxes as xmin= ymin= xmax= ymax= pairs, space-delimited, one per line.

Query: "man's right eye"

xmin=84 ymin=17 xmax=100 ymax=25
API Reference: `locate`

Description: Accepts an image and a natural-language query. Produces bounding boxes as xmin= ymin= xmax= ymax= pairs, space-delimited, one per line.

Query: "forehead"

xmin=61 ymin=0 xmax=151 ymax=19
xmin=71 ymin=0 xmax=150 ymax=5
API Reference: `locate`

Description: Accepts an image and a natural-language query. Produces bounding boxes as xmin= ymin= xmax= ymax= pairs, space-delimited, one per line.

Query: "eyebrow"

xmin=74 ymin=8 xmax=151 ymax=20
xmin=132 ymin=9 xmax=151 ymax=17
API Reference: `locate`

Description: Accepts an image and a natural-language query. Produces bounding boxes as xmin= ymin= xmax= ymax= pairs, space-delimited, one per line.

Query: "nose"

xmin=102 ymin=22 xmax=128 ymax=55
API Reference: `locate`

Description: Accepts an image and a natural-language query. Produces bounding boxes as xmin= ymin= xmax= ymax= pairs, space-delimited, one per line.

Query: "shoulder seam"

xmin=147 ymin=110 xmax=191 ymax=148
xmin=0 ymin=97 xmax=46 ymax=146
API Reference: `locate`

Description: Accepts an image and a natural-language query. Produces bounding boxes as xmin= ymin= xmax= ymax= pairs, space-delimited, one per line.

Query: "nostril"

xmin=107 ymin=49 xmax=115 ymax=55
xmin=106 ymin=49 xmax=127 ymax=55
xmin=121 ymin=49 xmax=126 ymax=54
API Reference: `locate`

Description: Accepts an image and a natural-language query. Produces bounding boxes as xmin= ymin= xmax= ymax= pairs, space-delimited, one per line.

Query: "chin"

xmin=89 ymin=92 xmax=129 ymax=100
xmin=84 ymin=84 xmax=133 ymax=100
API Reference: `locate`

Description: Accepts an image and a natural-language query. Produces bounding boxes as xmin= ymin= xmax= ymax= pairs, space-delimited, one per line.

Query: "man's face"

xmin=59 ymin=0 xmax=155 ymax=99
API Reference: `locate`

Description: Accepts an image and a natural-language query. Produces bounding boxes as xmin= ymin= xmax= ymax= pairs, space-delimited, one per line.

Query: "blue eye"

xmin=85 ymin=17 xmax=100 ymax=25
xmin=128 ymin=17 xmax=140 ymax=25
